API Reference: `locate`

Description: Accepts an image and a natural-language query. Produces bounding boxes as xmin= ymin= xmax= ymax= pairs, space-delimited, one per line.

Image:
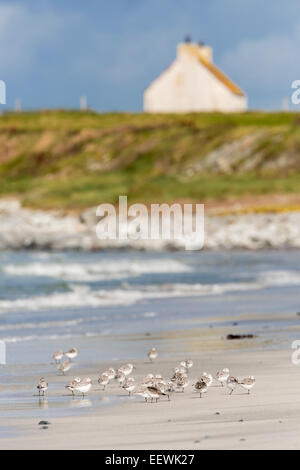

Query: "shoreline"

xmin=1 ymin=347 xmax=299 ymax=450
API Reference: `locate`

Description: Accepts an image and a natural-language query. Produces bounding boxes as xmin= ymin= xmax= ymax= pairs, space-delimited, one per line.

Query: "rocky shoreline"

xmin=0 ymin=199 xmax=300 ymax=251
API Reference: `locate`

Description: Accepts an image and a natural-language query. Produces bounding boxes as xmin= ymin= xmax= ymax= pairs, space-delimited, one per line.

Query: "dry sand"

xmin=1 ymin=347 xmax=299 ymax=450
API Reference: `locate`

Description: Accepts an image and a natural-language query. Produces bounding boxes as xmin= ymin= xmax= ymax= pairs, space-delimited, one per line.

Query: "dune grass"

xmin=0 ymin=110 xmax=300 ymax=210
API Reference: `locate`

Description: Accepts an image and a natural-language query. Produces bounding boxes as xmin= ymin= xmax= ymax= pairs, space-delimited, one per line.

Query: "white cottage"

xmin=144 ymin=42 xmax=247 ymax=113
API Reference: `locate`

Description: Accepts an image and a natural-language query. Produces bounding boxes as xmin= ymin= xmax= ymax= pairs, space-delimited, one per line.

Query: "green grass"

xmin=0 ymin=110 xmax=300 ymax=210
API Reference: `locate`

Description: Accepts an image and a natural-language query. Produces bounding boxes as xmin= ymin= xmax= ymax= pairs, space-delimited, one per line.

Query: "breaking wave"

xmin=3 ymin=259 xmax=190 ymax=281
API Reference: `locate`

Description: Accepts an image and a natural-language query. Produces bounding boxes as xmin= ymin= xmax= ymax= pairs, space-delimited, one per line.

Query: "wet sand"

xmin=1 ymin=347 xmax=299 ymax=450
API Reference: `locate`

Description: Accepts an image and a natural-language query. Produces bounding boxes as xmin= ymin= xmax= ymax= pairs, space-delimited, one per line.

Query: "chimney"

xmin=177 ymin=42 xmax=213 ymax=63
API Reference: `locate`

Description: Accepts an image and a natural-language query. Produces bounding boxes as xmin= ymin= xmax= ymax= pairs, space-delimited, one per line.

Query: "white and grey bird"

xmin=165 ymin=381 xmax=176 ymax=401
xmin=116 ymin=371 xmax=126 ymax=387
xmin=52 ymin=349 xmax=63 ymax=364
xmin=180 ymin=359 xmax=193 ymax=371
xmin=65 ymin=377 xmax=81 ymax=396
xmin=98 ymin=373 xmax=110 ymax=390
xmin=135 ymin=385 xmax=151 ymax=402
xmin=171 ymin=369 xmax=187 ymax=383
xmin=146 ymin=386 xmax=167 ymax=403
xmin=58 ymin=360 xmax=71 ymax=375
xmin=227 ymin=376 xmax=239 ymax=395
xmin=201 ymin=372 xmax=213 ymax=387
xmin=37 ymin=378 xmax=48 ymax=396
xmin=155 ymin=378 xmax=166 ymax=389
xmin=216 ymin=368 xmax=230 ymax=387
xmin=148 ymin=348 xmax=158 ymax=362
xmin=123 ymin=377 xmax=136 ymax=396
xmin=118 ymin=363 xmax=134 ymax=377
xmin=106 ymin=368 xmax=116 ymax=380
xmin=176 ymin=375 xmax=189 ymax=393
xmin=73 ymin=377 xmax=92 ymax=397
xmin=194 ymin=379 xmax=208 ymax=398
xmin=239 ymin=376 xmax=256 ymax=394
xmin=176 ymin=365 xmax=188 ymax=375
xmin=64 ymin=348 xmax=78 ymax=361
xmin=142 ymin=374 xmax=155 ymax=385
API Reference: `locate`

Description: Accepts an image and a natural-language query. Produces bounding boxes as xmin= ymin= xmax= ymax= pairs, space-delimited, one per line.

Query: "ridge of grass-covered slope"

xmin=0 ymin=110 xmax=299 ymax=210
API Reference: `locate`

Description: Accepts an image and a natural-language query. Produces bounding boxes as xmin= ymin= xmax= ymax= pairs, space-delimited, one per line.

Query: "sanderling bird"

xmin=148 ymin=348 xmax=158 ymax=362
xmin=73 ymin=377 xmax=92 ymax=398
xmin=171 ymin=368 xmax=187 ymax=383
xmin=118 ymin=363 xmax=134 ymax=376
xmin=52 ymin=349 xmax=63 ymax=364
xmin=239 ymin=376 xmax=256 ymax=394
xmin=155 ymin=377 xmax=166 ymax=388
xmin=146 ymin=386 xmax=167 ymax=403
xmin=194 ymin=379 xmax=208 ymax=398
xmin=165 ymin=381 xmax=176 ymax=401
xmin=123 ymin=377 xmax=136 ymax=396
xmin=176 ymin=365 xmax=188 ymax=375
xmin=176 ymin=375 xmax=189 ymax=393
xmin=64 ymin=348 xmax=78 ymax=361
xmin=142 ymin=374 xmax=155 ymax=385
xmin=58 ymin=360 xmax=71 ymax=375
xmin=98 ymin=373 xmax=110 ymax=390
xmin=65 ymin=377 xmax=81 ymax=396
xmin=201 ymin=372 xmax=213 ymax=387
xmin=180 ymin=359 xmax=193 ymax=372
xmin=135 ymin=385 xmax=151 ymax=402
xmin=106 ymin=368 xmax=116 ymax=380
xmin=216 ymin=368 xmax=230 ymax=387
xmin=37 ymin=378 xmax=48 ymax=397
xmin=227 ymin=376 xmax=239 ymax=395
xmin=116 ymin=370 xmax=126 ymax=387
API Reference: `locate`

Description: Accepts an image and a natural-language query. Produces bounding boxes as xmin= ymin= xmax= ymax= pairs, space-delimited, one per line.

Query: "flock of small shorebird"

xmin=36 ymin=347 xmax=256 ymax=402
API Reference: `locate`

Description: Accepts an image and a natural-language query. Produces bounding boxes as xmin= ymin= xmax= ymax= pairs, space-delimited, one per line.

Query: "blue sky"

xmin=0 ymin=0 xmax=299 ymax=111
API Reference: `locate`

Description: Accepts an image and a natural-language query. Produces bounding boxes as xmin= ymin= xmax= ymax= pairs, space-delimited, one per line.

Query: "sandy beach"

xmin=1 ymin=249 xmax=300 ymax=450
xmin=1 ymin=345 xmax=299 ymax=450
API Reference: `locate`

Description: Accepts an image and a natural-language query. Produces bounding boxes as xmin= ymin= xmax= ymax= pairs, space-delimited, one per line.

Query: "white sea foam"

xmin=1 ymin=332 xmax=98 ymax=344
xmin=0 ymin=269 xmax=298 ymax=314
xmin=3 ymin=259 xmax=190 ymax=281
xmin=0 ymin=318 xmax=85 ymax=332
xmin=0 ymin=281 xmax=261 ymax=314
xmin=258 ymin=270 xmax=300 ymax=286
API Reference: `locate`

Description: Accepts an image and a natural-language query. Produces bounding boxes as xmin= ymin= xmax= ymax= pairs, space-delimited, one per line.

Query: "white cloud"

xmin=220 ymin=24 xmax=300 ymax=93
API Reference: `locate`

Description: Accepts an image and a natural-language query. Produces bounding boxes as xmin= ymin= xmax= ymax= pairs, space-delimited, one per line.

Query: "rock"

xmin=1 ymin=198 xmax=300 ymax=251
xmin=227 ymin=334 xmax=255 ymax=341
xmin=80 ymin=207 xmax=100 ymax=227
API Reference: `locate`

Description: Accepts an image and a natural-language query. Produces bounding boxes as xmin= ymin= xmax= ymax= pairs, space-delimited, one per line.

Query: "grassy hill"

xmin=0 ymin=110 xmax=300 ymax=210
